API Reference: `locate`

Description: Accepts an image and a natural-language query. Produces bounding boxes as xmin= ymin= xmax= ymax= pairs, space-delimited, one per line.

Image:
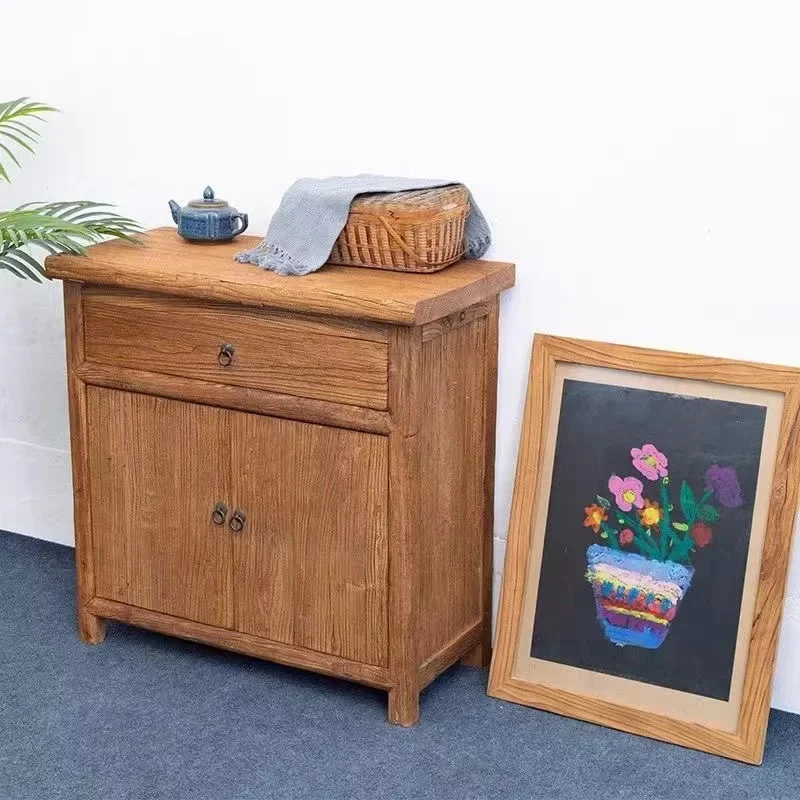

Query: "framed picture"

xmin=488 ymin=335 xmax=800 ymax=764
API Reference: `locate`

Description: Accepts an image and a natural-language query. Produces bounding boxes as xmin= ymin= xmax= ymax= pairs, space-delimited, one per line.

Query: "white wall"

xmin=2 ymin=1 xmax=799 ymax=712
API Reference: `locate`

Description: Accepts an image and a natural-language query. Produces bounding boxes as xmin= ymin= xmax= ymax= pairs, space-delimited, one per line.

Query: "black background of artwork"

xmin=530 ymin=379 xmax=767 ymax=700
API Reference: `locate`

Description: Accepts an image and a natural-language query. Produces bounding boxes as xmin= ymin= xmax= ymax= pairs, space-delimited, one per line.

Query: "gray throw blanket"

xmin=235 ymin=175 xmax=491 ymax=276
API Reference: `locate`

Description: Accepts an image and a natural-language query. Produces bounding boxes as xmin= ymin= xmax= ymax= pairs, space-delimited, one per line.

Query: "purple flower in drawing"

xmin=705 ymin=465 xmax=743 ymax=508
xmin=631 ymin=444 xmax=669 ymax=481
xmin=608 ymin=475 xmax=645 ymax=512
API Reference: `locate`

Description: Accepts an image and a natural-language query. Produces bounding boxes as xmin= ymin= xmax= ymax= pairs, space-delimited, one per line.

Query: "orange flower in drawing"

xmin=638 ymin=499 xmax=662 ymax=528
xmin=583 ymin=504 xmax=608 ymax=534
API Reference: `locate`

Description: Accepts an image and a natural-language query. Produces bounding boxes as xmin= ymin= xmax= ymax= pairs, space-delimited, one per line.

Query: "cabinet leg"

xmin=388 ymin=685 xmax=420 ymax=727
xmin=79 ymin=608 xmax=105 ymax=645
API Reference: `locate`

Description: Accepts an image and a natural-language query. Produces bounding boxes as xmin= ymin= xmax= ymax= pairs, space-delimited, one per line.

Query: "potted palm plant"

xmin=0 ymin=98 xmax=139 ymax=280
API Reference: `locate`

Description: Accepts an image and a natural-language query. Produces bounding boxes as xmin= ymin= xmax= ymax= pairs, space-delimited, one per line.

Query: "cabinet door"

xmin=88 ymin=388 xmax=233 ymax=628
xmin=231 ymin=413 xmax=389 ymax=666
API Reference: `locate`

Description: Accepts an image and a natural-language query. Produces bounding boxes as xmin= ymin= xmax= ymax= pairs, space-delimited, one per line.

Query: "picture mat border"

xmin=513 ymin=363 xmax=782 ymax=733
xmin=488 ymin=335 xmax=800 ymax=764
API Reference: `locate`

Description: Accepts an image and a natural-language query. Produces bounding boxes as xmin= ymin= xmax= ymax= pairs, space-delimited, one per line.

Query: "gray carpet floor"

xmin=1 ymin=529 xmax=798 ymax=800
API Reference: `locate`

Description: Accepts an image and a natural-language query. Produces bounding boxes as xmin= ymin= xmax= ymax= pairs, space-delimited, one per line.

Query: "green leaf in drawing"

xmin=697 ymin=504 xmax=720 ymax=523
xmin=672 ymin=522 xmax=689 ymax=532
xmin=596 ymin=495 xmax=611 ymax=510
xmin=680 ymin=481 xmax=696 ymax=524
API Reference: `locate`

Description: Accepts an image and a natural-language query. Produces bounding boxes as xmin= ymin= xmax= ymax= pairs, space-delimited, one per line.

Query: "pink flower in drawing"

xmin=608 ymin=475 xmax=645 ymax=511
xmin=631 ymin=443 xmax=669 ymax=480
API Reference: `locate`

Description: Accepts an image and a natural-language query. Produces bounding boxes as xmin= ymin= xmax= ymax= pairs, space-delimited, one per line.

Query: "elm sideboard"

xmin=47 ymin=228 xmax=515 ymax=725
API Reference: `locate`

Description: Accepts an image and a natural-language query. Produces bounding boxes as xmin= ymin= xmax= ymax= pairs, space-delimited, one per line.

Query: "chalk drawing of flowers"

xmin=584 ymin=444 xmax=743 ymax=649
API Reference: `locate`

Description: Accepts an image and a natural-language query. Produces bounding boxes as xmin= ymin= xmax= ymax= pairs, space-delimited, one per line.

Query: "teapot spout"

xmin=168 ymin=200 xmax=180 ymax=224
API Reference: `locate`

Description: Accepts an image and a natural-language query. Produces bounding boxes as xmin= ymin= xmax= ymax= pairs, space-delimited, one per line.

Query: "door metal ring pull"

xmin=229 ymin=509 xmax=247 ymax=533
xmin=218 ymin=343 xmax=235 ymax=366
xmin=211 ymin=502 xmax=228 ymax=526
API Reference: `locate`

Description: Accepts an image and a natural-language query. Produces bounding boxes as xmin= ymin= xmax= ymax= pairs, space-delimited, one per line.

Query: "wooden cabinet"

xmin=48 ymin=228 xmax=514 ymax=725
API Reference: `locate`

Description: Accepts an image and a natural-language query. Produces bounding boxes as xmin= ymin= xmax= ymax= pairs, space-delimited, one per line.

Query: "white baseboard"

xmin=0 ymin=438 xmax=74 ymax=546
xmin=773 ymin=597 xmax=800 ymax=714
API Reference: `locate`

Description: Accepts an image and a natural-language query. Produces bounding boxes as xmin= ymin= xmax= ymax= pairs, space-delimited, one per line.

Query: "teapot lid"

xmin=188 ymin=186 xmax=229 ymax=210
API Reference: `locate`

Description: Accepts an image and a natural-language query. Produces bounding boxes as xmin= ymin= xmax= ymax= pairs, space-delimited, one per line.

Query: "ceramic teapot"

xmin=169 ymin=186 xmax=248 ymax=242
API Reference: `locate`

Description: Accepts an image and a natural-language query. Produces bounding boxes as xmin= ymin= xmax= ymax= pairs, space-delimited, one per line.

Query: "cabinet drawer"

xmin=82 ymin=288 xmax=389 ymax=409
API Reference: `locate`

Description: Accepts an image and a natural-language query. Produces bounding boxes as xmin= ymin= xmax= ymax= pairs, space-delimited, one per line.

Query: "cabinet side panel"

xmin=418 ymin=315 xmax=489 ymax=661
xmin=63 ymin=281 xmax=105 ymax=642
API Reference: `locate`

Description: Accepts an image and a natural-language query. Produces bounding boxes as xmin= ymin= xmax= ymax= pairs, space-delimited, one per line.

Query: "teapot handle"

xmin=232 ymin=213 xmax=249 ymax=237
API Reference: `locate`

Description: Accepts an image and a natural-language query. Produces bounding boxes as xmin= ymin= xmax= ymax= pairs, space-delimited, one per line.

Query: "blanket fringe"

xmin=235 ymin=242 xmax=315 ymax=277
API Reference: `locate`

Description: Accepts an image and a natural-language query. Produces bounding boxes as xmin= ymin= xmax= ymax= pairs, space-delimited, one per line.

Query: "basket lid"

xmin=350 ymin=184 xmax=468 ymax=217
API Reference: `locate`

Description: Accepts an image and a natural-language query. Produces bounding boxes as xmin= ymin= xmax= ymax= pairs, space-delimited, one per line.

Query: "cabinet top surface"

xmin=46 ymin=227 xmax=515 ymax=325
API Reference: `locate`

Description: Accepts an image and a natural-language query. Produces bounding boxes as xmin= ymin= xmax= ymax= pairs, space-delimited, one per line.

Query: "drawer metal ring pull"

xmin=211 ymin=502 xmax=228 ymax=526
xmin=229 ymin=509 xmax=247 ymax=533
xmin=218 ymin=343 xmax=235 ymax=366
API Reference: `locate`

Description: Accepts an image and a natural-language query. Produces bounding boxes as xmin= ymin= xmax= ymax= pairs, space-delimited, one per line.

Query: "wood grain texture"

xmin=83 ymin=288 xmax=388 ymax=410
xmin=45 ymin=228 xmax=515 ymax=326
xmin=87 ymin=598 xmax=392 ymax=690
xmin=463 ymin=297 xmax=499 ymax=668
xmin=417 ymin=316 xmax=487 ymax=665
xmin=88 ymin=388 xmax=234 ymax=628
xmin=386 ymin=325 xmax=423 ymax=725
xmin=231 ymin=413 xmax=389 ymax=667
xmin=419 ymin=621 xmax=483 ymax=688
xmin=420 ymin=299 xmax=491 ymax=342
xmin=63 ymin=281 xmax=105 ymax=644
xmin=488 ymin=335 xmax=800 ymax=764
xmin=75 ymin=362 xmax=392 ymax=435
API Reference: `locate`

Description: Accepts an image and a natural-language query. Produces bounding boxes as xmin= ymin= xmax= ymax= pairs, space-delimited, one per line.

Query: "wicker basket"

xmin=328 ymin=185 xmax=470 ymax=273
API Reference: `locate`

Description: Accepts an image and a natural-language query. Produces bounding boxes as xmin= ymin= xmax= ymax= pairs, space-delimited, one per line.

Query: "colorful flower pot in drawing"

xmin=585 ymin=544 xmax=695 ymax=649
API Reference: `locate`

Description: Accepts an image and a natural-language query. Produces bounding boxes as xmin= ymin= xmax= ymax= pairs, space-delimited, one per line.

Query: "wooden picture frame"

xmin=488 ymin=335 xmax=800 ymax=764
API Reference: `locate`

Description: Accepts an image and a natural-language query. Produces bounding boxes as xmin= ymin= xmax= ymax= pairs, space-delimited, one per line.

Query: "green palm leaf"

xmin=0 ymin=202 xmax=142 ymax=282
xmin=0 ymin=98 xmax=57 ymax=182
xmin=0 ymin=97 xmax=142 ymax=282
